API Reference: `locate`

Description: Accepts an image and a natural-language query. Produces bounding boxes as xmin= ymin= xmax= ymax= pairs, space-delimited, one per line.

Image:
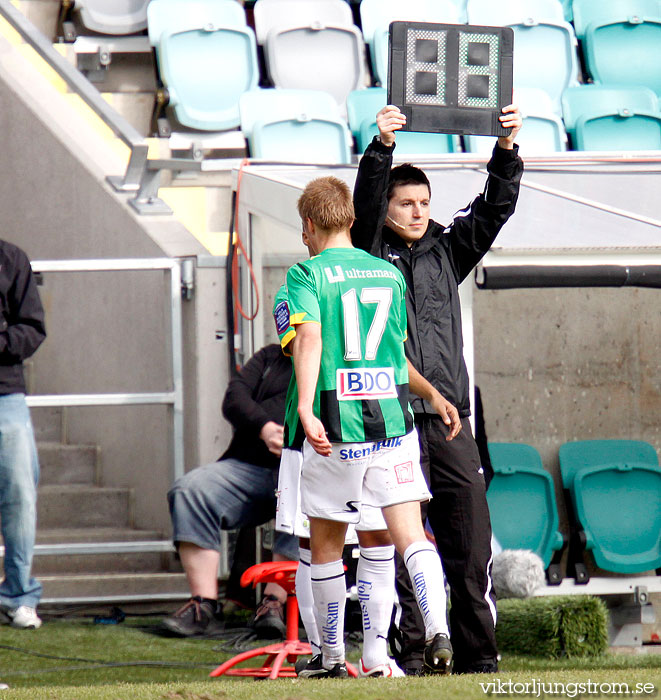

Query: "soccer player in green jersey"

xmin=286 ymin=176 xmax=456 ymax=677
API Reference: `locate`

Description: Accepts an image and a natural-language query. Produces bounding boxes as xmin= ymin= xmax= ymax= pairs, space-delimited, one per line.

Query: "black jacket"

xmin=352 ymin=138 xmax=523 ymax=416
xmin=220 ymin=343 xmax=292 ymax=469
xmin=0 ymin=240 xmax=46 ymax=395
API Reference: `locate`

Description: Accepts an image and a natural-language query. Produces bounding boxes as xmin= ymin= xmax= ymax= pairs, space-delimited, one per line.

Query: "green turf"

xmin=496 ymin=595 xmax=609 ymax=658
xmin=0 ymin=616 xmax=659 ymax=699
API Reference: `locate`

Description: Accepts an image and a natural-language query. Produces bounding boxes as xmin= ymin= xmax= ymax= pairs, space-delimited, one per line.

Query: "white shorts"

xmin=276 ymin=448 xmax=387 ymax=540
xmin=300 ymin=429 xmax=431 ymax=525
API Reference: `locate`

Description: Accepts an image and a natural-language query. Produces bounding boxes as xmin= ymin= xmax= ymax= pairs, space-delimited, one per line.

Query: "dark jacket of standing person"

xmin=352 ymin=138 xmax=523 ymax=417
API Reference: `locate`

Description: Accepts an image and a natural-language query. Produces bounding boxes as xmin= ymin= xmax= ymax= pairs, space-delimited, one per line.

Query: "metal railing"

xmin=0 ymin=258 xmax=188 ymax=603
xmin=27 ymin=258 xmax=184 ymax=485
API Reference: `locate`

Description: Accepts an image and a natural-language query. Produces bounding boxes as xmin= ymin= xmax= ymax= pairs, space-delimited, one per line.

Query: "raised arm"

xmin=351 ymin=106 xmax=403 ymax=254
xmin=446 ymin=104 xmax=524 ymax=282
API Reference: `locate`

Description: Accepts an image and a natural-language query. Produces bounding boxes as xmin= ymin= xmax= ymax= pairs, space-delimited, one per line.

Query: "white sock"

xmin=310 ymin=559 xmax=346 ymax=667
xmin=403 ymin=541 xmax=449 ymax=640
xmin=296 ymin=548 xmax=321 ymax=655
xmin=357 ymin=544 xmax=395 ymax=669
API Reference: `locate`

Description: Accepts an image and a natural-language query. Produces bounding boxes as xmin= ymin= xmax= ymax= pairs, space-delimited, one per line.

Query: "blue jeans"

xmin=168 ymin=457 xmax=298 ymax=561
xmin=0 ymin=394 xmax=41 ymax=609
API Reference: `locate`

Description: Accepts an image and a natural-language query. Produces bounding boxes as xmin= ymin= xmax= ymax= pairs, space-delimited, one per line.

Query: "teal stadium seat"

xmin=464 ymin=87 xmax=567 ymax=155
xmin=562 ymin=85 xmax=661 ymax=151
xmin=467 ymin=0 xmax=566 ymax=26
xmin=571 ymin=0 xmax=661 ymax=39
xmin=360 ymin=0 xmax=462 ymax=86
xmin=467 ymin=0 xmax=579 ymax=113
xmin=347 ymin=87 xmax=456 ymax=154
xmin=74 ymin=0 xmax=149 ymax=35
xmin=582 ymin=13 xmax=661 ymax=99
xmin=559 ymin=440 xmax=661 ymax=579
xmin=487 ymin=442 xmax=565 ymax=583
xmin=239 ymin=89 xmax=353 ymax=163
xmin=148 ymin=0 xmax=259 ymax=131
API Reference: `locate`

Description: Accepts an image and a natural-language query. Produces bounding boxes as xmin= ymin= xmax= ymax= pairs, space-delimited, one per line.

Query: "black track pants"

xmin=392 ymin=415 xmax=497 ymax=671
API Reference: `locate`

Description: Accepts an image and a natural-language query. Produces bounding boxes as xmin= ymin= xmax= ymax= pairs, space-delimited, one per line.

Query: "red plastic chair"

xmin=209 ymin=560 xmax=357 ymax=679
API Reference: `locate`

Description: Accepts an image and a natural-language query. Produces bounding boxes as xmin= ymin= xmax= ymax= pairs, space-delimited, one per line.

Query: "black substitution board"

xmin=388 ymin=22 xmax=514 ymax=137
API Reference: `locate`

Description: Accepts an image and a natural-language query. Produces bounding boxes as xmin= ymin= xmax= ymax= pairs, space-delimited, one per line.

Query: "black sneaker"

xmin=252 ymin=594 xmax=286 ymax=639
xmin=297 ymin=654 xmax=348 ymax=679
xmin=423 ymin=633 xmax=453 ymax=674
xmin=161 ymin=597 xmax=224 ymax=637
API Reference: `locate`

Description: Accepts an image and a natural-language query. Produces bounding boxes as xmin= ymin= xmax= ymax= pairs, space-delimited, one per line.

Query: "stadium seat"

xmin=239 ymin=89 xmax=353 ymax=163
xmin=487 ymin=442 xmax=565 ymax=583
xmin=466 ymin=5 xmax=579 ymax=113
xmin=464 ymin=88 xmax=567 ymax=155
xmin=571 ymin=0 xmax=660 ymax=39
xmin=347 ymin=88 xmax=456 ymax=154
xmin=262 ymin=23 xmax=366 ymax=110
xmin=559 ymin=440 xmax=661 ymax=579
xmin=73 ymin=0 xmax=149 ymax=35
xmin=360 ymin=0 xmax=462 ymax=85
xmin=148 ymin=0 xmax=248 ymax=45
xmin=467 ymin=0 xmax=565 ymax=26
xmin=253 ymin=0 xmax=354 ymax=44
xmin=148 ymin=0 xmax=259 ymax=131
xmin=562 ymin=85 xmax=661 ymax=151
xmin=582 ymin=16 xmax=661 ymax=98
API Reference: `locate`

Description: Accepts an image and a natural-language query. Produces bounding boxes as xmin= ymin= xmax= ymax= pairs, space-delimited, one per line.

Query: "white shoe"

xmin=358 ymin=658 xmax=405 ymax=678
xmin=8 ymin=606 xmax=42 ymax=629
xmin=0 ymin=681 xmax=8 ymax=690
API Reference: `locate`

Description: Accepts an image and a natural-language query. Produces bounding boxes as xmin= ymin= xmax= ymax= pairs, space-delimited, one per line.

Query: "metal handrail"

xmin=5 ymin=258 xmax=188 ymax=601
xmin=0 ymin=0 xmax=148 ymax=191
xmin=28 ymin=258 xmax=184 ymax=484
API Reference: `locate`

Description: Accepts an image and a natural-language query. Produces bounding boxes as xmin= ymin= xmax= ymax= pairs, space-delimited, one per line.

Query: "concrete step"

xmin=37 ymin=442 xmax=98 ymax=485
xmin=39 ymin=572 xmax=190 ymax=604
xmin=37 ymin=485 xmax=132 ymax=529
xmin=24 ymin=528 xmax=177 ymax=575
xmin=30 ymin=406 xmax=64 ymax=442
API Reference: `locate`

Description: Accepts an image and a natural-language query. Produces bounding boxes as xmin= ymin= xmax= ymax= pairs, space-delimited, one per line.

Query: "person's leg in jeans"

xmin=0 ymin=394 xmax=42 ymax=629
xmin=163 ymin=458 xmax=279 ymax=636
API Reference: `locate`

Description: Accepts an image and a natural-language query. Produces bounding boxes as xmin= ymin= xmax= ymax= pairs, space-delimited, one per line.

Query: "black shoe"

xmin=423 ymin=633 xmax=453 ymax=674
xmin=297 ymin=654 xmax=348 ymax=679
xmin=252 ymin=594 xmax=286 ymax=639
xmin=453 ymin=659 xmax=499 ymax=674
xmin=295 ymin=654 xmax=318 ymax=676
xmin=161 ymin=597 xmax=224 ymax=637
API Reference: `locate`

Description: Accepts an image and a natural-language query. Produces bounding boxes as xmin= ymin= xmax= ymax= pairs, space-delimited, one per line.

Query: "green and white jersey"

xmin=272 ymin=284 xmax=305 ymax=450
xmin=285 ymin=246 xmax=413 ymax=444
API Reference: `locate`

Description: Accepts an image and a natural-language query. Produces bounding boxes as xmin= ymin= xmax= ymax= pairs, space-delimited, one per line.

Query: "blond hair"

xmin=297 ymin=176 xmax=355 ymax=233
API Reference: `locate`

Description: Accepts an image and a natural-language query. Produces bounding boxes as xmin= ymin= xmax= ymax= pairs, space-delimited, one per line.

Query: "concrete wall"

xmin=474 ymin=286 xmax=661 ymax=531
xmin=0 ymin=25 xmax=227 ymax=533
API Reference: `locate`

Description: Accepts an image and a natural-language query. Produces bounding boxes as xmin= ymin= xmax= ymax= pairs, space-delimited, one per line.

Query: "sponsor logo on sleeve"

xmin=336 ymin=367 xmax=398 ymax=401
xmin=273 ymin=300 xmax=290 ymax=335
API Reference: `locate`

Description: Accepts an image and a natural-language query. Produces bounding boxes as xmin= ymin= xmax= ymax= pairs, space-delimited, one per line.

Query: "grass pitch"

xmin=0 ymin=614 xmax=659 ymax=699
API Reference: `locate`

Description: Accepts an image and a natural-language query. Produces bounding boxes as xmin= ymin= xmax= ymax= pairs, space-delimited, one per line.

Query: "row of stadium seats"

xmin=65 ymin=0 xmax=661 ymax=155
xmin=487 ymin=439 xmax=661 ymax=584
xmin=237 ymin=83 xmax=661 ymax=163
